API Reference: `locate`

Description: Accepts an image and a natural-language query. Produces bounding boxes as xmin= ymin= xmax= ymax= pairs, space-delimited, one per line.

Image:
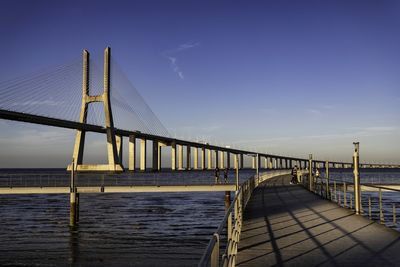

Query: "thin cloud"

xmin=163 ymin=42 xmax=200 ymax=80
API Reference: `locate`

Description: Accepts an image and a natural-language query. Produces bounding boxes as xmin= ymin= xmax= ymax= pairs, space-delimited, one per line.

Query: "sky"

xmin=0 ymin=0 xmax=399 ymax=167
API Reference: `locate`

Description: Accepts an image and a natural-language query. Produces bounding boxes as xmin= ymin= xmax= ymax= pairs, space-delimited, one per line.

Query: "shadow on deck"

xmin=237 ymin=175 xmax=400 ymax=267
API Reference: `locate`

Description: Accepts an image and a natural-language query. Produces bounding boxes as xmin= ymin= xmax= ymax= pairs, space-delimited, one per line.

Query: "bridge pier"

xmin=193 ymin=147 xmax=198 ymax=169
xmin=207 ymin=149 xmax=212 ymax=169
xmin=186 ymin=146 xmax=191 ymax=170
xmin=201 ymin=148 xmax=206 ymax=170
xmin=171 ymin=142 xmax=176 ymax=171
xmin=214 ymin=150 xmax=218 ymax=169
xmin=128 ymin=135 xmax=136 ymax=171
xmin=226 ymin=152 xmax=230 ymax=170
xmin=220 ymin=151 xmax=225 ymax=169
xmin=140 ymin=139 xmax=147 ymax=171
xmin=240 ymin=154 xmax=244 ymax=169
xmin=252 ymin=156 xmax=256 ymax=169
xmin=178 ymin=144 xmax=183 ymax=170
xmin=69 ymin=162 xmax=79 ymax=227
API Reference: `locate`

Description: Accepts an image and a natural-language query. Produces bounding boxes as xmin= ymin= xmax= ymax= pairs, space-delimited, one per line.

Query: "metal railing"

xmin=307 ymin=175 xmax=399 ymax=229
xmin=198 ymin=170 xmax=290 ymax=267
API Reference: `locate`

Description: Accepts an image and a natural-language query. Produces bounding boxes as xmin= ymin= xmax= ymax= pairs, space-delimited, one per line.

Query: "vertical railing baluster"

xmin=379 ymin=188 xmax=384 ymax=224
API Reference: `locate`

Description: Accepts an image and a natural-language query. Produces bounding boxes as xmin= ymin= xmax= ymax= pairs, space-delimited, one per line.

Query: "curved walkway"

xmin=237 ymin=175 xmax=400 ymax=267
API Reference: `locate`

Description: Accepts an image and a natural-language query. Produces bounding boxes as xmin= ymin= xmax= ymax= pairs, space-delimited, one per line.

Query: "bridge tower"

xmin=68 ymin=47 xmax=124 ymax=171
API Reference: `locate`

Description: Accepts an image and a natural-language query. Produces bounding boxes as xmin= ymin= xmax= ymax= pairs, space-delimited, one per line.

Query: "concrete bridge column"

xmin=116 ymin=135 xmax=123 ymax=165
xmin=128 ymin=135 xmax=135 ymax=171
xmin=171 ymin=142 xmax=176 ymax=171
xmin=252 ymin=157 xmax=256 ymax=169
xmin=240 ymin=154 xmax=244 ymax=169
xmin=264 ymin=157 xmax=268 ymax=169
xmin=201 ymin=148 xmax=205 ymax=170
xmin=140 ymin=138 xmax=146 ymax=171
xmin=152 ymin=141 xmax=159 ymax=171
xmin=214 ymin=150 xmax=219 ymax=169
xmin=186 ymin=146 xmax=191 ymax=170
xmin=220 ymin=151 xmax=225 ymax=169
xmin=193 ymin=147 xmax=198 ymax=170
xmin=226 ymin=152 xmax=230 ymax=169
xmin=207 ymin=149 xmax=212 ymax=169
xmin=234 ymin=154 xmax=238 ymax=169
xmin=178 ymin=144 xmax=183 ymax=170
xmin=152 ymin=141 xmax=166 ymax=171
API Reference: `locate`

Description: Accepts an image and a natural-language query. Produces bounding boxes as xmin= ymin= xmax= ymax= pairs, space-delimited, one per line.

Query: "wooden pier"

xmin=236 ymin=175 xmax=400 ymax=267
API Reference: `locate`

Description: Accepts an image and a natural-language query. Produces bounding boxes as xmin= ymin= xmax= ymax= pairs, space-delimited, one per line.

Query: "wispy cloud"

xmin=163 ymin=42 xmax=200 ymax=80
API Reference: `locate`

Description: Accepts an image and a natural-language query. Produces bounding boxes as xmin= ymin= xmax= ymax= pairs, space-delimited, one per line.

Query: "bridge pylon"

xmin=68 ymin=47 xmax=124 ymax=172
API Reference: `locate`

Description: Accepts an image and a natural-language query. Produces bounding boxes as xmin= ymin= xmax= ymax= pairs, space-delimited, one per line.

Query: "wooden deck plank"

xmin=237 ymin=175 xmax=400 ymax=267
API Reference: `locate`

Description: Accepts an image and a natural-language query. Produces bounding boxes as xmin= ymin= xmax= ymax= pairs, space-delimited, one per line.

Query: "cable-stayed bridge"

xmin=0 ymin=48 xmax=397 ymax=172
xmin=1 ymin=48 xmax=400 ymax=267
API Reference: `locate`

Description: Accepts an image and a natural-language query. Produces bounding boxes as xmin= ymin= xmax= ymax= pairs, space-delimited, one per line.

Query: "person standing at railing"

xmin=291 ymin=165 xmax=298 ymax=184
xmin=215 ymin=167 xmax=220 ymax=184
xmin=223 ymin=168 xmax=228 ymax=183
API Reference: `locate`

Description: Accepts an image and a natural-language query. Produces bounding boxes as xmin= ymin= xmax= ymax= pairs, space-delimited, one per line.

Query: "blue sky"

xmin=0 ymin=0 xmax=399 ymax=167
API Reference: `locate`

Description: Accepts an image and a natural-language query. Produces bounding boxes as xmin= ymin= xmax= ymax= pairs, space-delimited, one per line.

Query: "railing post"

xmin=211 ymin=233 xmax=220 ymax=267
xmin=393 ymin=204 xmax=396 ymax=225
xmin=334 ymin=181 xmax=337 ymax=202
xmin=309 ymin=154 xmax=313 ymax=192
xmin=379 ymin=188 xmax=384 ymax=224
xmin=325 ymin=161 xmax=329 ymax=199
xmin=353 ymin=142 xmax=361 ymax=215
xmin=368 ymin=196 xmax=372 ymax=219
xmin=235 ymin=155 xmax=239 ymax=191
xmin=343 ymin=182 xmax=347 ymax=207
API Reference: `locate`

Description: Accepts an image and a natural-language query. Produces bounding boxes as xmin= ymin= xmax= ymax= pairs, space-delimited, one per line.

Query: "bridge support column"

xmin=69 ymin=48 xmax=123 ymax=172
xmin=207 ymin=149 xmax=212 ymax=169
xmin=178 ymin=144 xmax=183 ymax=170
xmin=201 ymin=148 xmax=205 ymax=170
xmin=353 ymin=142 xmax=361 ymax=215
xmin=171 ymin=142 xmax=176 ymax=171
xmin=214 ymin=150 xmax=218 ymax=169
xmin=252 ymin=157 xmax=256 ymax=169
xmin=240 ymin=154 xmax=244 ymax=169
xmin=220 ymin=151 xmax=225 ymax=169
xmin=193 ymin=147 xmax=198 ymax=170
xmin=234 ymin=154 xmax=238 ymax=169
xmin=186 ymin=146 xmax=191 ymax=170
xmin=69 ymin=163 xmax=79 ymax=227
xmin=152 ymin=141 xmax=165 ymax=171
xmin=264 ymin=157 xmax=268 ymax=169
xmin=226 ymin=152 xmax=230 ymax=170
xmin=128 ymin=135 xmax=135 ymax=171
xmin=116 ymin=135 xmax=123 ymax=165
xmin=140 ymin=139 xmax=146 ymax=171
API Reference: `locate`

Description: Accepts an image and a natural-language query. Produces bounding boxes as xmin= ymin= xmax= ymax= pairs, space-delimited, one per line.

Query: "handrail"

xmin=310 ymin=175 xmax=399 ymax=227
xmin=198 ymin=170 xmax=290 ymax=267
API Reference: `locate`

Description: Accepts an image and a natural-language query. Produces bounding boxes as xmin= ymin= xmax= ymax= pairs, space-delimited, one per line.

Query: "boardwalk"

xmin=237 ymin=175 xmax=400 ymax=267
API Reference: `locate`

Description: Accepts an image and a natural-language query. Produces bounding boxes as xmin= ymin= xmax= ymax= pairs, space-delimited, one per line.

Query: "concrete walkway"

xmin=237 ymin=175 xmax=400 ymax=267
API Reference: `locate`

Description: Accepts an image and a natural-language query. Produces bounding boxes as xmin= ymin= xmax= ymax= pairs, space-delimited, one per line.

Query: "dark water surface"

xmin=0 ymin=169 xmax=399 ymax=266
xmin=0 ymin=169 xmax=255 ymax=267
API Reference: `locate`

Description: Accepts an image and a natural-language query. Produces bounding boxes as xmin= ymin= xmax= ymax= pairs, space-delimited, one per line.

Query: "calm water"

xmin=0 ymin=169 xmax=255 ymax=267
xmin=0 ymin=168 xmax=399 ymax=266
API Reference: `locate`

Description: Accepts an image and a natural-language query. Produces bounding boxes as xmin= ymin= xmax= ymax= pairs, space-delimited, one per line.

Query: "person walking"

xmin=215 ymin=167 xmax=220 ymax=184
xmin=223 ymin=168 xmax=228 ymax=183
xmin=291 ymin=165 xmax=298 ymax=184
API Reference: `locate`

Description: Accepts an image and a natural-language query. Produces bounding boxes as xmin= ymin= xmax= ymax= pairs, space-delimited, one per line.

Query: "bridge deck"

xmin=237 ymin=175 xmax=400 ymax=267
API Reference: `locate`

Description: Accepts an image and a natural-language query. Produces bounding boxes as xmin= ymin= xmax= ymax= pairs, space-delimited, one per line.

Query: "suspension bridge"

xmin=0 ymin=47 xmax=399 ymax=266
